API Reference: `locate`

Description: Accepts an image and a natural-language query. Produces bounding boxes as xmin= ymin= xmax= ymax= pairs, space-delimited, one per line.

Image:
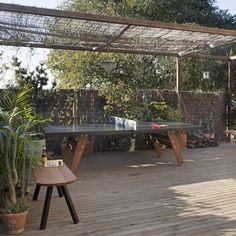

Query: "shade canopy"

xmin=0 ymin=3 xmax=235 ymax=61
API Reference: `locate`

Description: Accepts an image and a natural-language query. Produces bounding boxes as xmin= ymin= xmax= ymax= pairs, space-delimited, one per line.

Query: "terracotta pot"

xmin=2 ymin=210 xmax=28 ymax=235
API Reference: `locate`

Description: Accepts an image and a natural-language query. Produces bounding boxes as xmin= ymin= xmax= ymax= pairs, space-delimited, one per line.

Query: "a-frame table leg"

xmin=61 ymin=143 xmax=73 ymax=163
xmin=168 ymin=131 xmax=186 ymax=166
xmin=70 ymin=135 xmax=89 ymax=175
xmin=152 ymin=138 xmax=162 ymax=157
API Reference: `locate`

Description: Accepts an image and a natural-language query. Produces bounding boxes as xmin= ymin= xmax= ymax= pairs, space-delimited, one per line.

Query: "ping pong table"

xmin=42 ymin=119 xmax=200 ymax=174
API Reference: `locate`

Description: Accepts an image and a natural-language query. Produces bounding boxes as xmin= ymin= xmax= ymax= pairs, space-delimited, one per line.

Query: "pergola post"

xmin=73 ymin=90 xmax=78 ymax=126
xmin=176 ymin=56 xmax=182 ymax=113
xmin=226 ymin=60 xmax=232 ymax=135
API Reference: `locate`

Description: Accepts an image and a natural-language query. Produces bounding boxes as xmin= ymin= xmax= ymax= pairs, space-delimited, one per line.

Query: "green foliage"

xmin=181 ymin=58 xmax=228 ymax=91
xmin=12 ymin=56 xmax=50 ymax=89
xmin=199 ymin=118 xmax=215 ymax=134
xmin=148 ymin=101 xmax=181 ymax=122
xmin=64 ymin=0 xmax=236 ymax=29
xmin=0 ymin=87 xmax=47 ymax=213
xmin=101 ymin=81 xmax=133 ymax=117
xmin=11 ymin=56 xmax=56 ymax=113
xmin=47 ymin=51 xmax=176 ymax=90
xmin=100 ymin=81 xmax=149 ymax=121
xmin=0 ymin=197 xmax=28 ymax=214
xmin=100 ymin=82 xmax=181 ymax=122
xmin=167 ymin=109 xmax=182 ymax=122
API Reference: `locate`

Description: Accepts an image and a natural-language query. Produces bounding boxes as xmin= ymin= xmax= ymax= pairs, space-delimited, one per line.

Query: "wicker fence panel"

xmin=181 ymin=91 xmax=226 ymax=138
xmin=134 ymin=90 xmax=178 ymax=108
xmin=76 ymin=89 xmax=106 ymax=124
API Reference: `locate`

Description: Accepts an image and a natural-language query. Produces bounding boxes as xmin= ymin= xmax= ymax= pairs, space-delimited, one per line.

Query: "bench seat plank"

xmin=33 ymin=165 xmax=77 ymax=186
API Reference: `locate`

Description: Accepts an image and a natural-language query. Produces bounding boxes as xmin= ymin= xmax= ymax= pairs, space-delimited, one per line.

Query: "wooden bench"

xmin=32 ymin=164 xmax=79 ymax=230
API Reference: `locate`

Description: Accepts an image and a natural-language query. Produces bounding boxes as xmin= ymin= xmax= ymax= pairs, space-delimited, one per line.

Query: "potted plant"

xmin=199 ymin=118 xmax=215 ymax=139
xmin=0 ymin=87 xmax=46 ymax=234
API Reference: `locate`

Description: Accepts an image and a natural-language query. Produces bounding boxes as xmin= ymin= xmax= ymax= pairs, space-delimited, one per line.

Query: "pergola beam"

xmin=0 ymin=41 xmax=180 ymax=57
xmin=0 ymin=3 xmax=236 ymax=37
xmin=184 ymin=54 xmax=230 ymax=61
xmin=93 ymin=25 xmax=131 ymax=51
xmin=0 ymin=3 xmax=234 ymax=62
xmin=0 ymin=41 xmax=231 ymax=62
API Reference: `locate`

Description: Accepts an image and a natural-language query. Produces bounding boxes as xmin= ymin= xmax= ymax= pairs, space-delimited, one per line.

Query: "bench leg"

xmin=33 ymin=184 xmax=41 ymax=201
xmin=61 ymin=185 xmax=79 ymax=224
xmin=57 ymin=186 xmax=63 ymax=198
xmin=40 ymin=186 xmax=53 ymax=230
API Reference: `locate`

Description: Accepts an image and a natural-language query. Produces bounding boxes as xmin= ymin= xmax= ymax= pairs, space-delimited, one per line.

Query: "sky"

xmin=0 ymin=0 xmax=235 ymax=87
xmin=216 ymin=0 xmax=236 ymax=14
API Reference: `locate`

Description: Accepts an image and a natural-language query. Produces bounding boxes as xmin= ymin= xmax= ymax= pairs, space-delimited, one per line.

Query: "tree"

xmin=48 ymin=51 xmax=176 ymax=90
xmin=12 ymin=56 xmax=49 ymax=89
xmin=10 ymin=56 xmax=56 ymax=112
xmin=65 ymin=0 xmax=235 ymax=28
xmin=48 ymin=0 xmax=236 ymax=118
xmin=49 ymin=0 xmax=235 ymax=86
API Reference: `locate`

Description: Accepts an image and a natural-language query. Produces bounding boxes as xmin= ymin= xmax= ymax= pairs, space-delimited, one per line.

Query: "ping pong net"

xmin=109 ymin=116 xmax=137 ymax=130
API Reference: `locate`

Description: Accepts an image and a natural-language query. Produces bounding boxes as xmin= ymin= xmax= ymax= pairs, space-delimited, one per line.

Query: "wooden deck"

xmin=2 ymin=143 xmax=236 ymax=235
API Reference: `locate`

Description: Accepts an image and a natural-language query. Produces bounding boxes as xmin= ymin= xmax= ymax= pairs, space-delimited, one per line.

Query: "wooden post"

xmin=73 ymin=90 xmax=78 ymax=126
xmin=227 ymin=61 xmax=232 ymax=140
xmin=176 ymin=56 xmax=182 ymax=113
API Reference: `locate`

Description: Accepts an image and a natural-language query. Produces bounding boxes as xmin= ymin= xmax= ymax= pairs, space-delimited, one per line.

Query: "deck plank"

xmin=1 ymin=142 xmax=236 ymax=235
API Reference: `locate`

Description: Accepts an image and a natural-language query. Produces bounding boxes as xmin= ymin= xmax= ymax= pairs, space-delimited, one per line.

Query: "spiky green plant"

xmin=0 ymin=87 xmax=47 ymax=212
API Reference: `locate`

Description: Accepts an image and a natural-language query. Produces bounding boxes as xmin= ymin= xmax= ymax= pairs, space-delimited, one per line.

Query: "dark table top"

xmin=42 ymin=122 xmax=201 ymax=138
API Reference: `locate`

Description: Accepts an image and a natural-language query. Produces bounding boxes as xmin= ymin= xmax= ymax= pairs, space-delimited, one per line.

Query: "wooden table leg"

xmin=148 ymin=135 xmax=162 ymax=157
xmin=168 ymin=131 xmax=185 ymax=166
xmin=70 ymin=135 xmax=89 ymax=175
xmin=151 ymin=139 xmax=162 ymax=157
xmin=61 ymin=143 xmax=73 ymax=163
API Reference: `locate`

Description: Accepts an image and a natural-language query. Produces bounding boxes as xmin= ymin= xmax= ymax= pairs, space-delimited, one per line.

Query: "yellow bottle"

xmin=42 ymin=156 xmax=47 ymax=167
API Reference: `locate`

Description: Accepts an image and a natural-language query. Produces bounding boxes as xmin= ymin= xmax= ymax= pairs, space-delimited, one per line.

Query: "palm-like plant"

xmin=0 ymin=87 xmax=47 ymax=212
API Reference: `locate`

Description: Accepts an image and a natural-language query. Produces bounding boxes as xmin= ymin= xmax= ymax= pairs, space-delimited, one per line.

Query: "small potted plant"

xmin=0 ymin=87 xmax=46 ymax=234
xmin=199 ymin=118 xmax=215 ymax=139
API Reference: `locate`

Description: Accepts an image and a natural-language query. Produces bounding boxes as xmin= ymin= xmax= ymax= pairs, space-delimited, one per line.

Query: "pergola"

xmin=0 ymin=2 xmax=235 ymax=126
